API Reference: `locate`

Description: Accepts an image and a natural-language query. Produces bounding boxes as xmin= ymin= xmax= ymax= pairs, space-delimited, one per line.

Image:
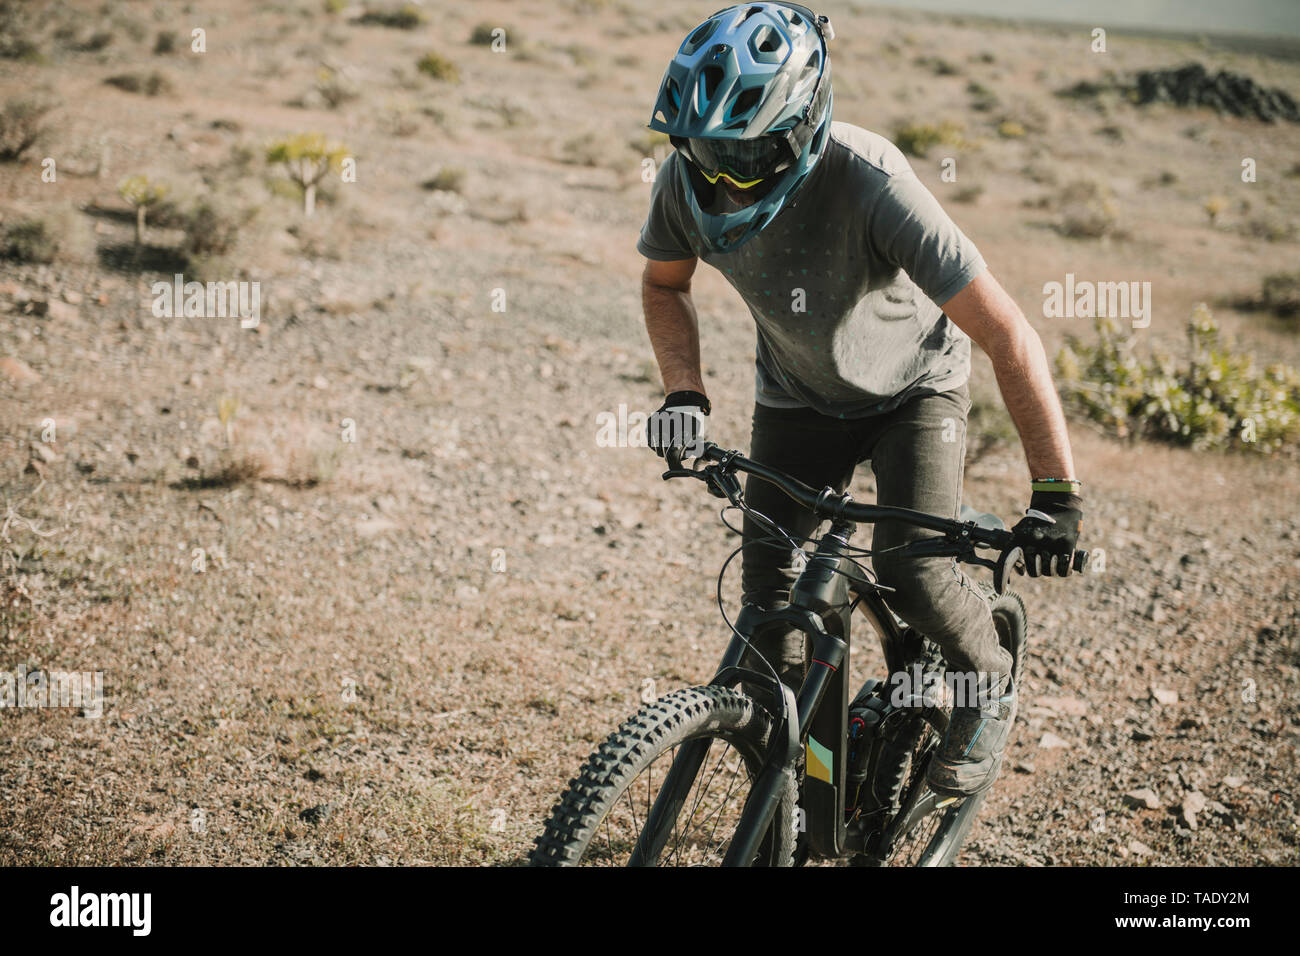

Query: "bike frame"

xmin=632 ymin=443 xmax=1086 ymax=866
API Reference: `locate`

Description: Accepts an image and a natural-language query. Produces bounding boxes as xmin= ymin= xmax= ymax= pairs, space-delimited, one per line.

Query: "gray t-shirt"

xmin=637 ymin=121 xmax=986 ymax=418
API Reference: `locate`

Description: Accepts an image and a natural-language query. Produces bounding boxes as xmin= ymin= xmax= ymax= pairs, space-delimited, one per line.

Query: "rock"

xmin=1128 ymin=839 xmax=1153 ymax=857
xmin=1145 ymin=601 xmax=1166 ymax=623
xmin=32 ymin=442 xmax=58 ymax=463
xmin=1124 ymin=787 xmax=1162 ymax=810
xmin=45 ymin=299 xmax=79 ymax=322
xmin=1014 ymin=761 xmax=1036 ymax=774
xmin=299 ymin=803 xmax=333 ymax=824
xmin=1036 ymin=695 xmax=1089 ymax=717
xmin=1038 ymin=732 xmax=1071 ymax=749
xmin=1180 ymin=790 xmax=1208 ymax=830
xmin=312 ymin=374 xmax=330 ymax=389
xmin=1222 ymin=775 xmax=1247 ymax=789
xmin=355 ymin=517 xmax=398 ymax=537
xmin=1150 ymin=687 xmax=1179 ymax=706
xmin=62 ymin=290 xmax=83 ymax=305
xmin=0 ymin=356 xmax=40 ymax=385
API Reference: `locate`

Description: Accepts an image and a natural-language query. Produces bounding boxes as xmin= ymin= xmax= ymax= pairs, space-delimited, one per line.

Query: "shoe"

xmin=926 ymin=674 xmax=1017 ymax=798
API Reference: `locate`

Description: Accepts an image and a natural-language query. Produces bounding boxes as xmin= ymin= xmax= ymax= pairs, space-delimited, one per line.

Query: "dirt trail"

xmin=1 ymin=0 xmax=1298 ymax=865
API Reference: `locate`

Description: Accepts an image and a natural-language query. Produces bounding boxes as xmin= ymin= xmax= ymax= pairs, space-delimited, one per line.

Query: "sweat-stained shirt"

xmin=636 ymin=121 xmax=987 ymax=418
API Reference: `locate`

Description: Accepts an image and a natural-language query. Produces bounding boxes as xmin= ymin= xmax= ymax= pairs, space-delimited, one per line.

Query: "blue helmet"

xmin=648 ymin=3 xmax=834 ymax=254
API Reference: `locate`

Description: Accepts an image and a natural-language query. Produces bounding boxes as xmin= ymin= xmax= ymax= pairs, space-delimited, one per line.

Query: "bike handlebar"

xmin=688 ymin=442 xmax=1013 ymax=548
xmin=667 ymin=443 xmax=1088 ymax=589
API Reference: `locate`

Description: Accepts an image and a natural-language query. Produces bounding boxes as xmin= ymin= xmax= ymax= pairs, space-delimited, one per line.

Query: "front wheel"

xmin=529 ymin=686 xmax=796 ymax=866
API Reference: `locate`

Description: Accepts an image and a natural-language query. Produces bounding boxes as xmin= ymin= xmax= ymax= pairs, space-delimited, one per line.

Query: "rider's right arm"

xmin=643 ymin=257 xmax=705 ymax=396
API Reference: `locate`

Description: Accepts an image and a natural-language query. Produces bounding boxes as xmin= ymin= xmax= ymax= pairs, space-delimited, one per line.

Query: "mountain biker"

xmin=638 ymin=2 xmax=1083 ymax=798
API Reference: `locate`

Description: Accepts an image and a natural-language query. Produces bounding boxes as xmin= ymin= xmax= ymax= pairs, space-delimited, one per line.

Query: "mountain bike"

xmin=529 ymin=442 xmax=1087 ymax=867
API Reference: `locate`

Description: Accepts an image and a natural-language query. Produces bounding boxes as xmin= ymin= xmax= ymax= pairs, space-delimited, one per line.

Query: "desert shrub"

xmin=893 ymin=121 xmax=967 ymax=158
xmin=358 ymin=4 xmax=425 ymax=29
xmin=1238 ymin=271 xmax=1300 ymax=319
xmin=0 ymin=1 xmax=42 ymax=60
xmin=2 ymin=217 xmax=58 ymax=263
xmin=1056 ymin=306 xmax=1300 ymax=453
xmin=416 ymin=51 xmax=459 ymax=82
xmin=0 ymin=97 xmax=52 ymax=161
xmin=629 ymin=129 xmax=670 ymax=155
xmin=266 ymin=132 xmax=348 ymax=217
xmin=118 ymin=174 xmax=170 ymax=243
xmin=1240 ymin=216 xmax=1296 ymax=242
xmin=379 ymin=104 xmax=420 ymax=137
xmin=1055 ymin=179 xmax=1119 ymax=239
xmin=966 ymin=81 xmax=998 ymax=112
xmin=153 ymin=30 xmax=177 ymax=54
xmin=997 ymin=119 xmax=1026 ymax=138
xmin=952 ymin=183 xmax=984 ymax=204
xmin=181 ymin=200 xmax=247 ymax=258
xmin=914 ymin=55 xmax=959 ymax=76
xmin=470 ymin=23 xmax=512 ymax=46
xmin=104 ymin=71 xmax=174 ymax=96
xmin=74 ymin=30 xmax=113 ymax=52
xmin=1204 ymin=194 xmax=1227 ymax=226
xmin=315 ymin=66 xmax=359 ymax=108
xmin=421 ymin=167 xmax=465 ymax=192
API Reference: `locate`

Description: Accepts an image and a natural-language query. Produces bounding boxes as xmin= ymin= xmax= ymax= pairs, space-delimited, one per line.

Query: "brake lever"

xmin=994 ymin=547 xmax=1090 ymax=594
xmin=660 ymin=451 xmax=744 ymax=504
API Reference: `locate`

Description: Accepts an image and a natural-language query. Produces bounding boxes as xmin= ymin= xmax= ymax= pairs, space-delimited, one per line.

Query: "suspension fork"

xmin=629 ymin=605 xmax=789 ymax=865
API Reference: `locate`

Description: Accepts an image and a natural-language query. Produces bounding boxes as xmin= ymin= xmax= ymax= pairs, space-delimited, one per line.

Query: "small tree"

xmin=266 ymin=133 xmax=348 ymax=217
xmin=117 ymin=174 xmax=169 ymax=244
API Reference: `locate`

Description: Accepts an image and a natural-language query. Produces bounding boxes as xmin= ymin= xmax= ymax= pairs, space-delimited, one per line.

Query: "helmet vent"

xmin=701 ymin=65 xmax=723 ymax=101
xmin=737 ymin=5 xmax=765 ymax=25
xmin=755 ymin=26 xmax=780 ymax=54
xmin=682 ymin=18 xmax=718 ymax=54
xmin=731 ymin=86 xmax=762 ymax=118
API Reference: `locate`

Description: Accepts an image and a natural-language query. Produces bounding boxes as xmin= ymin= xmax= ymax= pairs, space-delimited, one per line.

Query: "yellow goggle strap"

xmin=700 ymin=167 xmax=765 ymax=189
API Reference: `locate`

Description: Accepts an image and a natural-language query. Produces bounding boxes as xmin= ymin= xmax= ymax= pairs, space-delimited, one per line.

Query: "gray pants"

xmin=739 ymin=382 xmax=1010 ymax=688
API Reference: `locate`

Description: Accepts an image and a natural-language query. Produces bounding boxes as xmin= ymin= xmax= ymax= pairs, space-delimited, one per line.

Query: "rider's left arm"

xmin=940 ymin=271 xmax=1077 ymax=483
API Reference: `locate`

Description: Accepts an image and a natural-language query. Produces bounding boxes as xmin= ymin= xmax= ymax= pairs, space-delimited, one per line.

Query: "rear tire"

xmin=529 ymin=686 xmax=796 ymax=866
xmin=863 ymin=591 xmax=1027 ymax=867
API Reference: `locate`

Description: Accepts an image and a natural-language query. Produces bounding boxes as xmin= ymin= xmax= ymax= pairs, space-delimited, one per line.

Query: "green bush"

xmin=104 ymin=71 xmax=174 ymax=96
xmin=181 ymin=200 xmax=245 ymax=258
xmin=0 ymin=97 xmax=51 ymax=161
xmin=416 ymin=52 xmax=459 ymax=83
xmin=1 ymin=217 xmax=58 ymax=263
xmin=1056 ymin=306 xmax=1300 ymax=453
xmin=470 ymin=23 xmax=506 ymax=46
xmin=1055 ymin=179 xmax=1119 ymax=239
xmin=358 ymin=4 xmax=425 ymax=29
xmin=1238 ymin=271 xmax=1300 ymax=319
xmin=893 ymin=121 xmax=967 ymax=158
xmin=421 ymin=167 xmax=465 ymax=192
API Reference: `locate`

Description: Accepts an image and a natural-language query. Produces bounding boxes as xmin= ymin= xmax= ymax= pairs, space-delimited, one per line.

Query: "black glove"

xmin=1010 ymin=490 xmax=1083 ymax=578
xmin=647 ymin=390 xmax=710 ymax=460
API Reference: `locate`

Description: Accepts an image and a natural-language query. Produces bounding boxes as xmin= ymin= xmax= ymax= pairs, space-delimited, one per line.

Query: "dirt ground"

xmin=1 ymin=0 xmax=1298 ymax=866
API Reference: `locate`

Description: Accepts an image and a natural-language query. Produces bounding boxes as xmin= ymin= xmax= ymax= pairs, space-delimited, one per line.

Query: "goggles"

xmin=673 ymin=134 xmax=792 ymax=189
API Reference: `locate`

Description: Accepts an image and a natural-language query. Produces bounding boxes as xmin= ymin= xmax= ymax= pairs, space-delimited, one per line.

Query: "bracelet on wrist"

xmin=1031 ymin=478 xmax=1081 ymax=494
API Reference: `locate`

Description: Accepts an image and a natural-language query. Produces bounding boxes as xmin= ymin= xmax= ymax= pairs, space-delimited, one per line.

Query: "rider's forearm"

xmin=642 ymin=276 xmax=706 ymax=396
xmin=987 ymin=322 xmax=1077 ymax=482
